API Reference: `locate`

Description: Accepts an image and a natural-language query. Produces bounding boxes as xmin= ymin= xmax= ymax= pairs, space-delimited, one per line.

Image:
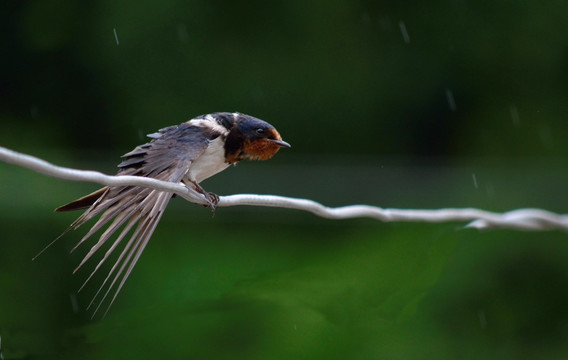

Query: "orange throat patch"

xmin=242 ymin=139 xmax=282 ymax=161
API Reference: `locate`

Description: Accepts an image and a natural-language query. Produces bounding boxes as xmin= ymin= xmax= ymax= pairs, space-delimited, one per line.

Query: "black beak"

xmin=270 ymin=139 xmax=291 ymax=148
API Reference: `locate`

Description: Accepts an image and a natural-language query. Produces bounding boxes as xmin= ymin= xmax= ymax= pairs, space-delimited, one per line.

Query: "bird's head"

xmin=224 ymin=114 xmax=290 ymax=163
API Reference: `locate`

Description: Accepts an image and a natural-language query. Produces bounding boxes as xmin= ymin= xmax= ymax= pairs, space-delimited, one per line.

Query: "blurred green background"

xmin=2 ymin=0 xmax=568 ymax=359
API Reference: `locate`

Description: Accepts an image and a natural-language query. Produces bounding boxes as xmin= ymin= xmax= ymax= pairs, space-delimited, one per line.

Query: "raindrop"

xmin=379 ymin=15 xmax=392 ymax=31
xmin=361 ymin=13 xmax=372 ymax=27
xmin=509 ymin=105 xmax=520 ymax=126
xmin=477 ymin=309 xmax=487 ymax=329
xmin=113 ymin=28 xmax=120 ymax=45
xmin=70 ymin=292 xmax=79 ymax=313
xmin=30 ymin=105 xmax=39 ymax=119
xmin=445 ymin=89 xmax=457 ymax=111
xmin=177 ymin=23 xmax=188 ymax=42
xmin=471 ymin=173 xmax=478 ymax=189
xmin=486 ymin=182 xmax=494 ymax=198
xmin=398 ymin=21 xmax=410 ymax=43
xmin=539 ymin=126 xmax=553 ymax=149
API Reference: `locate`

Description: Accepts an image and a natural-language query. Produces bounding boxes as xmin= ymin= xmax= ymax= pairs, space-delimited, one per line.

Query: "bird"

xmin=53 ymin=112 xmax=290 ymax=316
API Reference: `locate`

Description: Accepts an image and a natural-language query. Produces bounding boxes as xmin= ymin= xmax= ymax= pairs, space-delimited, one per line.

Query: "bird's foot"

xmin=190 ymin=182 xmax=219 ymax=211
xmin=203 ymin=191 xmax=219 ymax=211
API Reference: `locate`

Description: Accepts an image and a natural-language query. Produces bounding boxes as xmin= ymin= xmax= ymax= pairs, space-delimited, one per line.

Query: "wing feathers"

xmin=53 ymin=121 xmax=213 ymax=317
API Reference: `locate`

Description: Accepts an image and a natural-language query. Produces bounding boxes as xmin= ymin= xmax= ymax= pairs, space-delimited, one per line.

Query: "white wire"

xmin=1 ymin=146 xmax=567 ymax=232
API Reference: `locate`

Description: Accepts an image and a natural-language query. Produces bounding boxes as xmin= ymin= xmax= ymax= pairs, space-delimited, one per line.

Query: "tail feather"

xmin=69 ymin=188 xmax=148 ymax=253
xmin=49 ymin=182 xmax=175 ymax=317
xmin=68 ymin=187 xmax=175 ymax=317
xmin=86 ymin=192 xmax=172 ymax=317
xmin=55 ymin=188 xmax=109 ymax=212
xmin=94 ymin=193 xmax=170 ymax=317
xmin=73 ymin=206 xmax=137 ymax=273
xmin=78 ymin=211 xmax=141 ymax=294
xmin=87 ymin=213 xmax=146 ymax=312
xmin=49 ymin=122 xmax=199 ymax=317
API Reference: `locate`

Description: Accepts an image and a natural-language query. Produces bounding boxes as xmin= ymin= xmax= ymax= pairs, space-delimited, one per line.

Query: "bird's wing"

xmin=56 ymin=123 xmax=213 ymax=317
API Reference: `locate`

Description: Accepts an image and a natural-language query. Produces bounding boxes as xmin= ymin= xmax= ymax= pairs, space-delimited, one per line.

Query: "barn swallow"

xmin=54 ymin=112 xmax=290 ymax=316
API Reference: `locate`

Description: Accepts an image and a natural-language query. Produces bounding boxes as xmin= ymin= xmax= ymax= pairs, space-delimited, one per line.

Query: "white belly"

xmin=186 ymin=137 xmax=231 ymax=184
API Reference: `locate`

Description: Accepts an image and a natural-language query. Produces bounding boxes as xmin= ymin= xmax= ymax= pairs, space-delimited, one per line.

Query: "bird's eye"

xmin=255 ymin=128 xmax=265 ymax=135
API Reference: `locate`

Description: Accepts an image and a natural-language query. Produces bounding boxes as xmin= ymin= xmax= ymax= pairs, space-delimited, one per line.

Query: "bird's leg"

xmin=189 ymin=182 xmax=219 ymax=211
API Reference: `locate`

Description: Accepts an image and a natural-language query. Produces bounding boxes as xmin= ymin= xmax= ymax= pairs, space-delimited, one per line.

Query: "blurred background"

xmin=1 ymin=0 xmax=568 ymax=358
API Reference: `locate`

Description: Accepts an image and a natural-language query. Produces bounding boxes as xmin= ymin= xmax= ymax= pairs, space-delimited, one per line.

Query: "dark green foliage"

xmin=2 ymin=1 xmax=568 ymax=358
